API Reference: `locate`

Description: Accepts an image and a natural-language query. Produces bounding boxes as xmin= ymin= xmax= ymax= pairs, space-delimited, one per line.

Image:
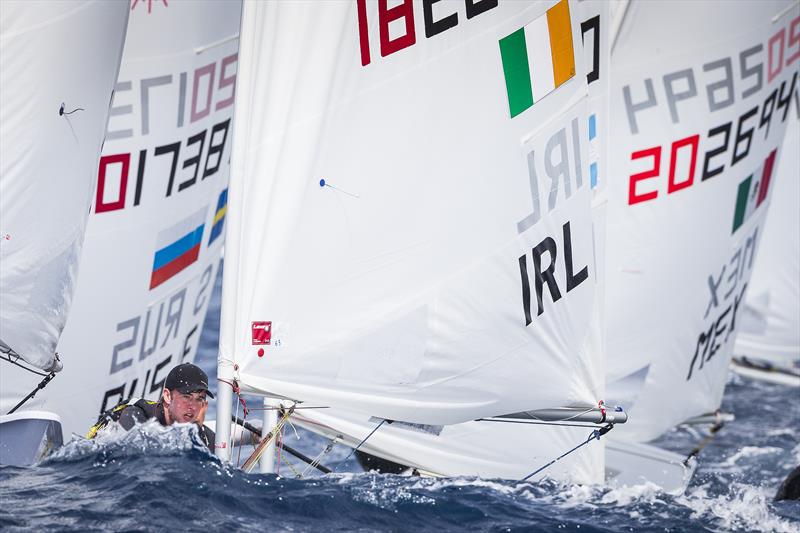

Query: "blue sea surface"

xmin=1 ymin=269 xmax=798 ymax=532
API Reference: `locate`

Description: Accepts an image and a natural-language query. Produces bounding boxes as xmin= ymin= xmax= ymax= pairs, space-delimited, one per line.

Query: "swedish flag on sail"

xmin=208 ymin=188 xmax=228 ymax=245
xmin=498 ymin=0 xmax=575 ymax=118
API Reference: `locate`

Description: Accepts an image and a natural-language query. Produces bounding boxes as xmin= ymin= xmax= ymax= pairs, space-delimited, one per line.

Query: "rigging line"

xmin=683 ymin=420 xmax=726 ymax=466
xmin=282 ymin=453 xmax=303 ymax=478
xmin=276 ymin=426 xmax=284 ymax=476
xmin=520 ymin=424 xmax=615 ymax=482
xmin=237 ymin=393 xmax=251 ymax=468
xmin=300 ymin=437 xmax=339 ymax=479
xmin=232 ymin=415 xmax=332 ymax=474
xmin=285 ymin=417 xmax=300 ymax=441
xmin=0 ymin=353 xmax=49 ymax=377
xmin=241 ymin=405 xmax=296 ymax=473
xmin=232 ymin=385 xmax=241 ymax=466
xmin=246 ymin=406 xmax=330 ymax=411
xmin=7 ymin=372 xmax=57 ymax=415
xmin=332 ymin=419 xmax=389 ymax=473
xmin=475 ymin=418 xmax=604 ymax=429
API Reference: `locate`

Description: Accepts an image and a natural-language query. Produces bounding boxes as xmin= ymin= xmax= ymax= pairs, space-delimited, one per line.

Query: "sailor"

xmin=87 ymin=363 xmax=216 ymax=451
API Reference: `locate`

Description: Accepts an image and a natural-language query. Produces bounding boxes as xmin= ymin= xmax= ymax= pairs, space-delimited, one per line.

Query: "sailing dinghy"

xmin=603 ymin=0 xmax=800 ymax=486
xmin=0 ymin=0 xmax=242 ymax=443
xmin=0 ymin=0 xmax=128 ymax=465
xmin=216 ymin=0 xmax=623 ymax=479
xmin=731 ymin=98 xmax=800 ymax=387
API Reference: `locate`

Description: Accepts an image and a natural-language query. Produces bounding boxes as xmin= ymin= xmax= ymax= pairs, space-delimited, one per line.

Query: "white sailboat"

xmin=274 ymin=0 xmax=800 ymax=491
xmin=0 ymin=0 xmax=129 ymax=465
xmin=605 ymin=0 xmax=799 ymax=442
xmin=0 ymin=0 xmax=241 ymax=443
xmin=732 ymin=99 xmax=800 ymax=386
xmin=216 ymin=0 xmax=621 ymax=480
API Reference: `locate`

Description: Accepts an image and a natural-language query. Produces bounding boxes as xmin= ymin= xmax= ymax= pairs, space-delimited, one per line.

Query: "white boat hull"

xmin=605 ymin=438 xmax=695 ymax=494
xmin=730 ymin=358 xmax=800 ymax=387
xmin=0 ymin=411 xmax=63 ymax=466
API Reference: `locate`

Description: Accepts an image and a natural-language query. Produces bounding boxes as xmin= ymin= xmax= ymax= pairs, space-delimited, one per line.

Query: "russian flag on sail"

xmin=731 ymin=149 xmax=776 ymax=234
xmin=208 ymin=188 xmax=228 ymax=245
xmin=150 ymin=208 xmax=207 ymax=289
xmin=499 ymin=0 xmax=575 ymax=118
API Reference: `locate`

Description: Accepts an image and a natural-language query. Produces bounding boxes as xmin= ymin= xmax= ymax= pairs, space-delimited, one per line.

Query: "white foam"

xmin=717 ymin=446 xmax=783 ymax=469
xmin=677 ymin=482 xmax=797 ymax=533
xmin=47 ymin=420 xmax=209 ymax=464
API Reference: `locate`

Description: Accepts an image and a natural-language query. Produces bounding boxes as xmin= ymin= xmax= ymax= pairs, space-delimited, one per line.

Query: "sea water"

xmin=1 ymin=272 xmax=798 ymax=532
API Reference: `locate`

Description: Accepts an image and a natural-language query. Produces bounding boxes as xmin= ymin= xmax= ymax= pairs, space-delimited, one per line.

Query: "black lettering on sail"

xmin=687 ymin=323 xmax=715 ymax=380
xmin=563 ymin=221 xmax=588 ymax=292
xmin=532 ymin=237 xmax=562 ymax=316
xmin=518 ymin=254 xmax=533 ymax=326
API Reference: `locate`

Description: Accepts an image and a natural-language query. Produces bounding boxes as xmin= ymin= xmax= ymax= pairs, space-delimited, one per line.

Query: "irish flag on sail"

xmin=731 ymin=149 xmax=776 ymax=234
xmin=499 ymin=0 xmax=575 ymax=118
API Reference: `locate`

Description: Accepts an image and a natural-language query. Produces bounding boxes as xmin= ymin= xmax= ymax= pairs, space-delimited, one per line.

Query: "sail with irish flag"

xmin=216 ymin=0 xmax=619 ymax=478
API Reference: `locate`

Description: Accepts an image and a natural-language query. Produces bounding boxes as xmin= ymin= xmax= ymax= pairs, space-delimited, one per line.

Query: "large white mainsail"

xmin=0 ymin=0 xmax=240 ymax=438
xmin=220 ymin=0 xmax=603 ymax=460
xmin=733 ymin=100 xmax=799 ymax=380
xmin=0 ymin=1 xmax=128 ymax=373
xmin=605 ymin=0 xmax=800 ymax=442
xmin=286 ymin=0 xmax=614 ymax=484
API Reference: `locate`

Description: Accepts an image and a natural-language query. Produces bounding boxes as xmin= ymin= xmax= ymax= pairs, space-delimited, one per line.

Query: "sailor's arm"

xmin=118 ymin=405 xmax=149 ymax=430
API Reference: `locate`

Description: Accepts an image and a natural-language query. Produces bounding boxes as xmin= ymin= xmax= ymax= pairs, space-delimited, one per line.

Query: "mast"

xmin=259 ymin=398 xmax=278 ymax=473
xmin=215 ymin=360 xmax=233 ymax=461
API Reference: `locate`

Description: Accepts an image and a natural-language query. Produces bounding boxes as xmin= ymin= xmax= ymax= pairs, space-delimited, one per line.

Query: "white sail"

xmin=288 ymin=0 xmax=612 ymax=484
xmin=0 ymin=0 xmax=240 ymax=437
xmin=734 ymin=102 xmax=800 ymax=369
xmin=222 ymin=0 xmax=601 ymax=426
xmin=0 ymin=1 xmax=128 ymax=372
xmin=605 ymin=0 xmax=800 ymax=441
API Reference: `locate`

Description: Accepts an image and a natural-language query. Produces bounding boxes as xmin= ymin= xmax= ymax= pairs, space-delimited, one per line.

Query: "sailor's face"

xmin=166 ymin=390 xmax=207 ymax=424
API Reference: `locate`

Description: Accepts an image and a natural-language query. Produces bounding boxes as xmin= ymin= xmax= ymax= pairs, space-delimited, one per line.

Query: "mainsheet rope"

xmin=332 ymin=418 xmax=389 ymax=473
xmin=520 ymin=423 xmax=615 ymax=482
xmin=6 ymin=371 xmax=57 ymax=415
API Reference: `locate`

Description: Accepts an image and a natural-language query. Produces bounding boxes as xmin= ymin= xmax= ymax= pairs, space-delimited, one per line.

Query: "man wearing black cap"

xmin=116 ymin=363 xmax=216 ymax=451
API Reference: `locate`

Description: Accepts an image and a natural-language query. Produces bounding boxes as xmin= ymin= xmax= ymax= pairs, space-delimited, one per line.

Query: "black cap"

xmin=164 ymin=363 xmax=214 ymax=398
